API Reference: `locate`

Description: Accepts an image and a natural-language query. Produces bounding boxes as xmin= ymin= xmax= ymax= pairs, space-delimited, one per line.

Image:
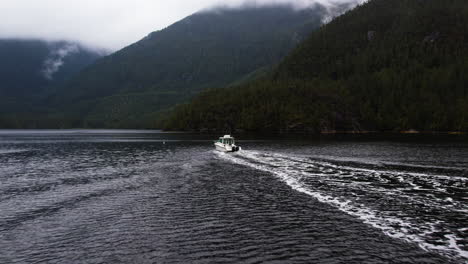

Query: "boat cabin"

xmin=214 ymin=134 xmax=240 ymax=152
xmin=218 ymin=135 xmax=235 ymax=145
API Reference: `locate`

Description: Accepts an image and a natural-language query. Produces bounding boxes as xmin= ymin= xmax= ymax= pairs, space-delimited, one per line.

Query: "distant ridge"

xmin=164 ymin=0 xmax=468 ymax=133
xmin=41 ymin=4 xmax=341 ymax=128
xmin=0 ymin=39 xmax=102 ymax=114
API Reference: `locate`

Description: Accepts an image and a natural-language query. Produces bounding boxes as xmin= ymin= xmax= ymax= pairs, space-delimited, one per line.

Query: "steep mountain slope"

xmin=0 ymin=39 xmax=102 ymax=113
xmin=48 ymin=4 xmax=343 ymax=128
xmin=164 ymin=0 xmax=468 ymax=133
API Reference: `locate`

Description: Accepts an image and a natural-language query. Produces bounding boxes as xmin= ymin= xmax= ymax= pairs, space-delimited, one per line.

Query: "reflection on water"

xmin=0 ymin=130 xmax=466 ymax=263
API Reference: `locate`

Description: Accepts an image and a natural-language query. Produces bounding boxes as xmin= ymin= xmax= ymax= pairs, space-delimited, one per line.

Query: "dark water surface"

xmin=0 ymin=130 xmax=466 ymax=263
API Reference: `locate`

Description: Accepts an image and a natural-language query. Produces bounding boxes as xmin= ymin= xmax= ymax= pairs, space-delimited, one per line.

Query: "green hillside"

xmin=0 ymin=39 xmax=102 ymax=113
xmin=164 ymin=0 xmax=468 ymax=133
xmin=44 ymin=5 xmax=341 ymax=128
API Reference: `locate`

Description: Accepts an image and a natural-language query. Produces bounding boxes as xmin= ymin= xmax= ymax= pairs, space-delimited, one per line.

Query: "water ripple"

xmin=0 ymin=132 xmax=464 ymax=263
xmin=217 ymin=150 xmax=467 ymax=262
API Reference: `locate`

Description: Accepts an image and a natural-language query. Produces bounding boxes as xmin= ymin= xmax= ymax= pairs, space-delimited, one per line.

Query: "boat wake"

xmin=216 ymin=150 xmax=468 ymax=262
xmin=0 ymin=149 xmax=31 ymax=155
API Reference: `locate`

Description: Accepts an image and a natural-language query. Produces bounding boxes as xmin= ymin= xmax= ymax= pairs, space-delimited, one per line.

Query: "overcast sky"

xmin=0 ymin=0 xmax=360 ymax=51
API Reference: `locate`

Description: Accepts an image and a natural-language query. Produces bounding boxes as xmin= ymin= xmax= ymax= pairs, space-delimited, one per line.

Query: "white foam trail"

xmin=286 ymin=154 xmax=468 ymax=182
xmin=0 ymin=149 xmax=30 ymax=155
xmin=262 ymin=153 xmax=467 ymax=211
xmin=216 ymin=150 xmax=467 ymax=261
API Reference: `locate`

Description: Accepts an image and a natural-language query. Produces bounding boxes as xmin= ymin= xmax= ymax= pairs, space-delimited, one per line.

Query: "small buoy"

xmin=163 ymin=141 xmax=166 ymax=145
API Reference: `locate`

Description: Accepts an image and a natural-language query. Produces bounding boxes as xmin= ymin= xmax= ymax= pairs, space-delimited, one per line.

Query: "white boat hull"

xmin=215 ymin=142 xmax=240 ymax=152
xmin=215 ymin=144 xmax=229 ymax=152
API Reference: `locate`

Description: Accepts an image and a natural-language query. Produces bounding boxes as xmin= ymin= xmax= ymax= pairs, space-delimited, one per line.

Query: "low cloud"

xmin=319 ymin=0 xmax=366 ymax=23
xmin=0 ymin=0 xmax=363 ymax=51
xmin=207 ymin=0 xmax=366 ymax=25
xmin=42 ymin=43 xmax=79 ymax=80
xmin=210 ymin=0 xmax=364 ymax=10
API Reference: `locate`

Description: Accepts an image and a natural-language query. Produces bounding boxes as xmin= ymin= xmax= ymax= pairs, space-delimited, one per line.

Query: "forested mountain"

xmin=164 ymin=0 xmax=468 ymax=133
xmin=41 ymin=4 xmax=347 ymax=128
xmin=0 ymin=39 xmax=102 ymax=113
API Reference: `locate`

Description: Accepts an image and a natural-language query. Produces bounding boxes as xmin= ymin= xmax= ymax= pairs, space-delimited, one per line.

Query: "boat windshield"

xmin=223 ymin=138 xmax=234 ymax=145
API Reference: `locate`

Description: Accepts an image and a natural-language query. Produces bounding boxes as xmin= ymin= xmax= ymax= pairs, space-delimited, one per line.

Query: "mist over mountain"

xmin=38 ymin=4 xmax=344 ymax=128
xmin=0 ymin=39 xmax=103 ymax=113
xmin=164 ymin=0 xmax=468 ymax=133
xmin=0 ymin=0 xmax=364 ymax=51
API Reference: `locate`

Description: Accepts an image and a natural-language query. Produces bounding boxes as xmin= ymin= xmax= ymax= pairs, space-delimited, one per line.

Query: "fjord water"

xmin=0 ymin=130 xmax=466 ymax=263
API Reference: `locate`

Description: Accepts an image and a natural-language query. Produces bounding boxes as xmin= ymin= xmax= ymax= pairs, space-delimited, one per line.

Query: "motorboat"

xmin=214 ymin=135 xmax=241 ymax=152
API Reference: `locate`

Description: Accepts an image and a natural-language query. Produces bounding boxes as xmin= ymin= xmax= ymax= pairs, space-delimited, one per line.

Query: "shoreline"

xmin=320 ymin=130 xmax=467 ymax=135
xmin=0 ymin=128 xmax=466 ymax=136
